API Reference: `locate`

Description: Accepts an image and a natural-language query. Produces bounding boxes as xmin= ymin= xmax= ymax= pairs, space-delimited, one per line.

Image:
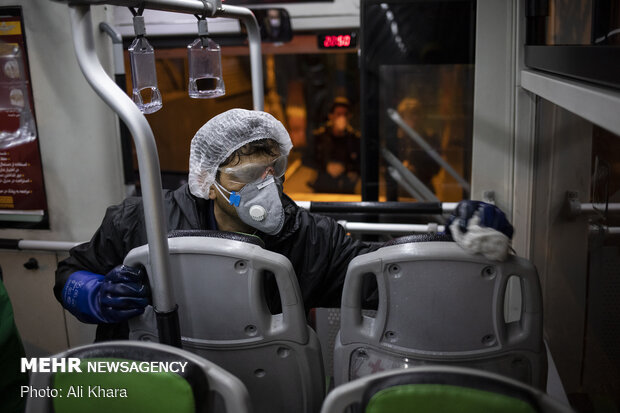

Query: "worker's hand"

xmin=99 ymin=265 xmax=151 ymax=322
xmin=62 ymin=265 xmax=151 ymax=324
xmin=446 ymin=200 xmax=514 ymax=261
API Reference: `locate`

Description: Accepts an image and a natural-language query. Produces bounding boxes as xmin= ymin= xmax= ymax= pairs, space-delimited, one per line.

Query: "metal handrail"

xmin=565 ymin=192 xmax=620 ymax=217
xmin=590 ymin=225 xmax=620 ymax=235
xmin=337 ymin=221 xmax=444 ymax=235
xmin=295 ymin=201 xmax=457 ymax=214
xmin=71 ymin=5 xmax=177 ymax=344
xmin=60 ymin=0 xmax=264 ymax=110
xmin=60 ymin=0 xmax=264 ymax=346
xmin=0 ymin=239 xmax=81 ymax=252
xmin=218 ymin=5 xmax=264 ymax=110
xmin=576 ymin=203 xmax=620 ymax=215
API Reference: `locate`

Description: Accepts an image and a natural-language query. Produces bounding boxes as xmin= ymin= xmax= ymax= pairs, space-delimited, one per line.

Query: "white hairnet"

xmin=188 ymin=109 xmax=293 ymax=198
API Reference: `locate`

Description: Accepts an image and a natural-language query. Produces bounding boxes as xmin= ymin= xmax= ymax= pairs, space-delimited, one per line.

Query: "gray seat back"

xmin=25 ymin=340 xmax=251 ymax=413
xmin=322 ymin=366 xmax=574 ymax=413
xmin=125 ymin=231 xmax=324 ymax=413
xmin=334 ymin=239 xmax=547 ymax=389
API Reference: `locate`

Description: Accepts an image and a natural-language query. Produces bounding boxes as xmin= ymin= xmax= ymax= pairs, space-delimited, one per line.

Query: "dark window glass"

xmin=525 ymin=0 xmax=620 ymax=89
xmin=360 ymin=0 xmax=476 ymax=202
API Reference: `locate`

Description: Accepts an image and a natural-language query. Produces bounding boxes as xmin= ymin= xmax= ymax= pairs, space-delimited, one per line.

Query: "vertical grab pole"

xmin=219 ymin=5 xmax=263 ymax=110
xmin=69 ymin=5 xmax=181 ymax=347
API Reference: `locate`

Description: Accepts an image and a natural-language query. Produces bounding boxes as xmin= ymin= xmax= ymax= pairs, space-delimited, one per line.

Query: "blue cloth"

xmin=446 ymin=200 xmax=514 ymax=239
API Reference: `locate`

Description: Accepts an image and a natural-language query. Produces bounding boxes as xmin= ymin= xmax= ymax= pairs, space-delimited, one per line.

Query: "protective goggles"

xmin=218 ymin=155 xmax=287 ymax=185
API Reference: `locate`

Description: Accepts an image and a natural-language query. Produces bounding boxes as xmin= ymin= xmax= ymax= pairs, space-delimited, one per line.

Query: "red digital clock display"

xmin=318 ymin=32 xmax=357 ymax=49
xmin=324 ymin=35 xmax=351 ymax=48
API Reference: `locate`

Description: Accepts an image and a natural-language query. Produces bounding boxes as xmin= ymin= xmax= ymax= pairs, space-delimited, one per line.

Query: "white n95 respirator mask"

xmin=214 ymin=176 xmax=285 ymax=235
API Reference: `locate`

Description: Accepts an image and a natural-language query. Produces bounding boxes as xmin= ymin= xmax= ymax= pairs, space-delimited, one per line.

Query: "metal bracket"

xmin=565 ymin=191 xmax=581 ymax=219
xmin=99 ymin=22 xmax=122 ymax=44
xmin=427 ymin=222 xmax=439 ymax=234
xmin=482 ymin=190 xmax=496 ymax=204
xmin=210 ymin=0 xmax=222 ymax=14
xmin=132 ymin=14 xmax=146 ymax=36
xmin=196 ymin=0 xmax=220 ymax=18
xmin=195 ymin=0 xmax=216 ymax=40
xmin=198 ymin=19 xmax=209 ymax=36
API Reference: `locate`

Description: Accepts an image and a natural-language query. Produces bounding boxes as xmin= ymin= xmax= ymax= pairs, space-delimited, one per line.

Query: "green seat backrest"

xmin=0 ymin=279 xmax=28 ymax=413
xmin=366 ymin=384 xmax=538 ymax=413
xmin=52 ymin=358 xmax=195 ymax=413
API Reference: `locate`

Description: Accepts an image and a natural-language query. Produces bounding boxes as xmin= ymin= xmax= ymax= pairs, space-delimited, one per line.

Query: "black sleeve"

xmin=53 ymin=199 xmax=144 ymax=303
xmin=279 ymin=208 xmax=381 ymax=309
xmin=311 ymin=211 xmax=381 ymax=308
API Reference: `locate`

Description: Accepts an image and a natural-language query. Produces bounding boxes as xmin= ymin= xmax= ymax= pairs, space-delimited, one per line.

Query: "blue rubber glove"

xmin=62 ymin=265 xmax=151 ymax=324
xmin=446 ymin=200 xmax=514 ymax=260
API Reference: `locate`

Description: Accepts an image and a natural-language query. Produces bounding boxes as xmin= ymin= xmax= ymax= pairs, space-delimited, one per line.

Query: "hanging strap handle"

xmin=194 ymin=0 xmax=211 ymax=46
xmin=129 ymin=4 xmax=146 ymax=37
xmin=128 ymin=3 xmax=145 ymax=17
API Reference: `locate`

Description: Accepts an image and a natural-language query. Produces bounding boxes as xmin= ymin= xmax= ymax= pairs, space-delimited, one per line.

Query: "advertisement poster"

xmin=0 ymin=7 xmax=47 ymax=228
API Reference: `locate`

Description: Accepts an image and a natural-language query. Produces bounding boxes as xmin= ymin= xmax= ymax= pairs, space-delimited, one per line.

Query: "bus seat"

xmin=0 ymin=278 xmax=28 ymax=413
xmin=125 ymin=230 xmax=325 ymax=413
xmin=25 ymin=340 xmax=251 ymax=413
xmin=321 ymin=366 xmax=574 ymax=413
xmin=334 ymin=234 xmax=547 ymax=389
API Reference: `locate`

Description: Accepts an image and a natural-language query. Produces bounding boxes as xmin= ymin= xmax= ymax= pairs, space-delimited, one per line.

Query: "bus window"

xmin=360 ymin=0 xmax=476 ymax=202
xmin=378 ymin=64 xmax=474 ymax=202
xmin=122 ymin=35 xmax=361 ymax=201
xmin=267 ymin=52 xmax=361 ymax=201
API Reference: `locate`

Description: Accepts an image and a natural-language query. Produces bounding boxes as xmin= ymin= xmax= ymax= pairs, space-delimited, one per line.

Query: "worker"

xmin=54 ymin=109 xmax=513 ymax=341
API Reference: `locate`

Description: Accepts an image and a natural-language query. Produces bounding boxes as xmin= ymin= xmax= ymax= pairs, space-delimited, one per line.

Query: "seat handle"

xmin=251 ymin=257 xmax=309 ymax=343
xmin=502 ymin=266 xmax=543 ymax=347
xmin=340 ymin=257 xmax=386 ymax=343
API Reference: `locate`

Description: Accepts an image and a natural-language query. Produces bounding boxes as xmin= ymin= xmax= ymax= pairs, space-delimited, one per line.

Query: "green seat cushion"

xmin=366 ymin=384 xmax=538 ymax=413
xmin=52 ymin=358 xmax=195 ymax=413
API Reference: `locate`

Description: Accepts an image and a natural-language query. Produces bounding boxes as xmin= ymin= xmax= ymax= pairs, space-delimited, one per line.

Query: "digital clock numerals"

xmin=318 ymin=32 xmax=357 ymax=49
xmin=323 ymin=35 xmax=352 ymax=48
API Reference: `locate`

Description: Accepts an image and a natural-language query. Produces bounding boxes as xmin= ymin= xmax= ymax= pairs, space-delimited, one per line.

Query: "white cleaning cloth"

xmin=450 ymin=215 xmax=511 ymax=261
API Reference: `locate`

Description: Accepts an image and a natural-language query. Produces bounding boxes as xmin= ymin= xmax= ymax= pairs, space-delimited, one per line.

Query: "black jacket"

xmin=55 ymin=184 xmax=379 ymax=340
